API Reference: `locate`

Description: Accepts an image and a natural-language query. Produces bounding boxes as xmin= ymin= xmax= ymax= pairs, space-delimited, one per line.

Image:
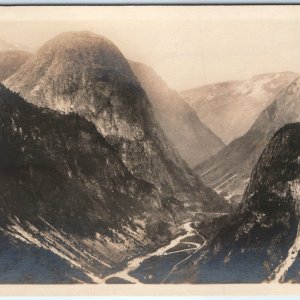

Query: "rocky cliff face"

xmin=168 ymin=123 xmax=300 ymax=283
xmin=129 ymin=61 xmax=224 ymax=168
xmin=0 ymin=83 xmax=224 ymax=283
xmin=182 ymin=72 xmax=298 ymax=144
xmin=196 ymin=76 xmax=300 ymax=204
xmin=5 ymin=31 xmax=226 ymax=214
xmin=0 ymin=83 xmax=176 ymax=282
xmin=0 ymin=50 xmax=32 ymax=81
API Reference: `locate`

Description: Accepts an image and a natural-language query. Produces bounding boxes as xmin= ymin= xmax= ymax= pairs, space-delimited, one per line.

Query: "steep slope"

xmin=0 ymin=50 xmax=32 ymax=81
xmin=0 ymin=83 xmax=169 ymax=282
xmin=196 ymin=76 xmax=300 ymax=204
xmin=168 ymin=123 xmax=300 ymax=283
xmin=0 ymin=83 xmax=212 ymax=283
xmin=0 ymin=234 xmax=94 ymax=284
xmin=182 ymin=72 xmax=298 ymax=144
xmin=129 ymin=61 xmax=224 ymax=168
xmin=5 ymin=31 xmax=226 ymax=214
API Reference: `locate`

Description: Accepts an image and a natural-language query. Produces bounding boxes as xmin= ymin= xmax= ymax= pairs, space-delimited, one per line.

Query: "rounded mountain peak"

xmin=4 ymin=30 xmax=145 ymax=139
xmin=40 ymin=31 xmax=115 ymax=54
xmin=33 ymin=31 xmax=135 ymax=78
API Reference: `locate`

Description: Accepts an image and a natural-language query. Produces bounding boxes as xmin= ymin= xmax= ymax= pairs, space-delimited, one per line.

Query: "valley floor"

xmin=104 ymin=222 xmax=206 ymax=284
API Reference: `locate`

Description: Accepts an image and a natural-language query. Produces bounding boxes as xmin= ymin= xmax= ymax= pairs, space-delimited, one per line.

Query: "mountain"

xmin=0 ymin=50 xmax=32 ymax=81
xmin=182 ymin=72 xmax=298 ymax=144
xmin=0 ymin=83 xmax=169 ymax=282
xmin=0 ymin=38 xmax=17 ymax=51
xmin=0 ymin=83 xmax=224 ymax=283
xmin=1 ymin=32 xmax=229 ymax=281
xmin=167 ymin=123 xmax=300 ymax=283
xmin=129 ymin=61 xmax=224 ymax=168
xmin=0 ymin=38 xmax=31 ymax=52
xmin=196 ymin=76 xmax=300 ymax=204
xmin=5 ymin=31 xmax=227 ymax=215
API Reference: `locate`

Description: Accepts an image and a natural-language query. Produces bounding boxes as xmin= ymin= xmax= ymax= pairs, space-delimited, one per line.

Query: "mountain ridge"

xmin=182 ymin=71 xmax=299 ymax=144
xmin=196 ymin=75 xmax=300 ymax=204
xmin=0 ymin=50 xmax=32 ymax=81
xmin=129 ymin=60 xmax=224 ymax=167
xmin=5 ymin=30 xmax=228 ymax=219
xmin=167 ymin=123 xmax=300 ymax=283
xmin=0 ymin=83 xmax=214 ymax=282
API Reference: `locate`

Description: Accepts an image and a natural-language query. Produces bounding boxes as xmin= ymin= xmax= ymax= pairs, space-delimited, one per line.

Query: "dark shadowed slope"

xmin=168 ymin=123 xmax=300 ymax=283
xmin=0 ymin=83 xmax=178 ymax=282
xmin=129 ymin=61 xmax=224 ymax=168
xmin=196 ymin=76 xmax=300 ymax=204
xmin=0 ymin=84 xmax=225 ymax=283
xmin=182 ymin=72 xmax=298 ymax=144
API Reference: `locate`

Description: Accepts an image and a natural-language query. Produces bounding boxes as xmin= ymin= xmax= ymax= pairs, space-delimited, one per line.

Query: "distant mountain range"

xmin=0 ymin=38 xmax=18 ymax=51
xmin=0 ymin=38 xmax=31 ymax=52
xmin=0 ymin=50 xmax=32 ymax=81
xmin=182 ymin=72 xmax=298 ymax=144
xmin=129 ymin=61 xmax=224 ymax=167
xmin=0 ymin=38 xmax=33 ymax=82
xmin=196 ymin=76 xmax=300 ymax=204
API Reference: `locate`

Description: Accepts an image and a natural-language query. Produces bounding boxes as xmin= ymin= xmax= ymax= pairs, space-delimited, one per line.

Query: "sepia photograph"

xmin=0 ymin=4 xmax=300 ymax=293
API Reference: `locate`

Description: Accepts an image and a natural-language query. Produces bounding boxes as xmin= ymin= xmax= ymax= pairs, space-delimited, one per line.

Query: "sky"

xmin=0 ymin=6 xmax=300 ymax=90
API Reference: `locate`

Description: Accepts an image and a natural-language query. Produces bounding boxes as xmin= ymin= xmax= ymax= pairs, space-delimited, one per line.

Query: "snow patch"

xmin=215 ymin=173 xmax=237 ymax=194
xmin=3 ymin=216 xmax=105 ymax=283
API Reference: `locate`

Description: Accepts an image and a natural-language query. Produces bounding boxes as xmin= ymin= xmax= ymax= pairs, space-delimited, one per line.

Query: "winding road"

xmin=104 ymin=222 xmax=206 ymax=284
